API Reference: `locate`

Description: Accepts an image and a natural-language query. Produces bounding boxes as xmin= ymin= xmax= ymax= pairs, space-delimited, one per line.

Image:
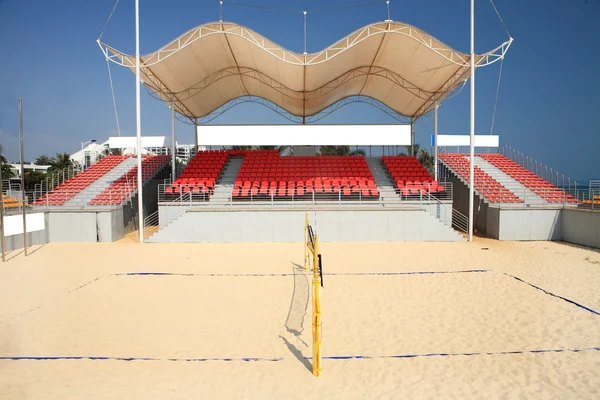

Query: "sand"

xmin=1 ymin=238 xmax=600 ymax=399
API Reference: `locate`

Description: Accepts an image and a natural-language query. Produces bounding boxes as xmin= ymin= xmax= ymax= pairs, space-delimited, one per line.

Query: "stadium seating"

xmin=89 ymin=155 xmax=169 ymax=205
xmin=33 ymin=155 xmax=128 ymax=206
xmin=163 ymin=150 xmax=231 ymax=200
xmin=439 ymin=154 xmax=523 ymax=203
xmin=2 ymin=195 xmax=27 ymax=209
xmin=381 ymin=156 xmax=443 ymax=196
xmin=233 ymin=151 xmax=379 ymax=199
xmin=479 ymin=154 xmax=578 ymax=203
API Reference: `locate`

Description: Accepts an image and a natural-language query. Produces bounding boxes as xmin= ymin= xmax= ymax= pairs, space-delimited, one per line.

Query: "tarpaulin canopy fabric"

xmin=99 ymin=21 xmax=511 ymax=119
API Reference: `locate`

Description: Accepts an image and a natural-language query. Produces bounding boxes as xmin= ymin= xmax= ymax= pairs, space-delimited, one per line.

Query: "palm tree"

xmin=398 ymin=144 xmax=421 ymax=157
xmin=349 ymin=148 xmax=366 ymax=156
xmin=417 ymin=148 xmax=434 ymax=174
xmin=35 ymin=154 xmax=52 ymax=165
xmin=0 ymin=144 xmax=14 ymax=179
xmin=50 ymin=153 xmax=74 ymax=172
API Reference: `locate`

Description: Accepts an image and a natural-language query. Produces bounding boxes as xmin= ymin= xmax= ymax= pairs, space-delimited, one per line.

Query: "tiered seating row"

xmin=33 ymin=156 xmax=129 ymax=206
xmin=90 ymin=155 xmax=169 ymax=205
xmin=234 ymin=152 xmax=379 ymax=199
xmin=2 ymin=195 xmax=27 ymax=209
xmin=381 ymin=156 xmax=444 ymax=196
xmin=479 ymin=154 xmax=578 ymax=203
xmin=440 ymin=154 xmax=522 ymax=203
xmin=164 ymin=150 xmax=231 ymax=198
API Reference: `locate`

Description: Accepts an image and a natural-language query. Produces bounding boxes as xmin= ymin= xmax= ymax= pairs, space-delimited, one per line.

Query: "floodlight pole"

xmin=434 ymin=101 xmax=439 ymax=181
xmin=19 ymin=99 xmax=28 ymax=256
xmin=171 ymin=98 xmax=176 ymax=179
xmin=135 ymin=0 xmax=144 ymax=243
xmin=468 ymin=0 xmax=475 ymax=242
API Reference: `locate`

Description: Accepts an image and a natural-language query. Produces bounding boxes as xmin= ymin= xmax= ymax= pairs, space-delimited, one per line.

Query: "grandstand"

xmin=439 ymin=153 xmax=577 ymax=205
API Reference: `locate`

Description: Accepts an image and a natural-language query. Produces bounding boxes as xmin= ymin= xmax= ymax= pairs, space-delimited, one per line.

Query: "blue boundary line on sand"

xmin=113 ymin=269 xmax=489 ymax=278
xmin=0 ymin=356 xmax=283 ymax=362
xmin=4 ymin=347 xmax=599 ymax=363
xmin=314 ymin=347 xmax=600 ymax=360
xmin=503 ymin=273 xmax=600 ymax=316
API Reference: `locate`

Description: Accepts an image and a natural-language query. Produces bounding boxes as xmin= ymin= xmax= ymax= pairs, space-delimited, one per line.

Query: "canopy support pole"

xmin=434 ymin=101 xmax=439 ymax=181
xmin=194 ymin=119 xmax=198 ymax=155
xmin=135 ymin=0 xmax=144 ymax=244
xmin=18 ymin=98 xmax=28 ymax=256
xmin=171 ymin=98 xmax=176 ymax=179
xmin=410 ymin=118 xmax=415 ymax=156
xmin=303 ymin=11 xmax=307 ymax=55
xmin=468 ymin=0 xmax=475 ymax=242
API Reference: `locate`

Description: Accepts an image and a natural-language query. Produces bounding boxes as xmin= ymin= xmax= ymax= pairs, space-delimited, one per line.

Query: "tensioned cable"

xmin=98 ymin=0 xmax=121 ymax=40
xmin=105 ymin=58 xmax=122 ymax=137
xmin=489 ymin=0 xmax=512 ymax=39
xmin=489 ymin=57 xmax=504 ymax=136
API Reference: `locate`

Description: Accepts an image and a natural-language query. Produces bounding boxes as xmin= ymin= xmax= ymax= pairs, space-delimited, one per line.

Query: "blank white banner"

xmin=197 ymin=125 xmax=411 ymax=146
xmin=433 ymin=135 xmax=500 ymax=147
xmin=4 ymin=213 xmax=45 ymax=237
xmin=109 ymin=136 xmax=171 ymax=149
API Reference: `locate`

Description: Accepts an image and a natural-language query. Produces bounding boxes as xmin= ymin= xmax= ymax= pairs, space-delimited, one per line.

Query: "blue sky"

xmin=0 ymin=0 xmax=598 ymax=181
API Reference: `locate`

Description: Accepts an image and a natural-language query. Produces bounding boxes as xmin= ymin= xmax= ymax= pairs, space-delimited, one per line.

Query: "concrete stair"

xmin=64 ymin=158 xmax=138 ymax=207
xmin=365 ymin=157 xmax=398 ymax=206
xmin=471 ymin=156 xmax=546 ymax=205
xmin=209 ymin=157 xmax=244 ymax=204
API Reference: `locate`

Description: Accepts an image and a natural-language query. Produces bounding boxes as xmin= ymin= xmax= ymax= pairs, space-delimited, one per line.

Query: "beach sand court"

xmin=1 ymin=239 xmax=600 ymax=398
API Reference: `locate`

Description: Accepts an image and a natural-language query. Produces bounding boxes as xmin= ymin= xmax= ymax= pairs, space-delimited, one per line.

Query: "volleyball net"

xmin=304 ymin=213 xmax=323 ymax=376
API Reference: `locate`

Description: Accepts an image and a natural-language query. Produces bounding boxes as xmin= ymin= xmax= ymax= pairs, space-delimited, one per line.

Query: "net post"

xmin=312 ymin=233 xmax=322 ymax=377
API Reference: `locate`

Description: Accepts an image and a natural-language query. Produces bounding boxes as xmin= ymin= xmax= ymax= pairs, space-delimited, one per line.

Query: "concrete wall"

xmin=3 ymin=230 xmax=47 ymax=252
xmin=497 ymin=208 xmax=562 ymax=241
xmin=46 ymin=209 xmax=129 ymax=243
xmin=562 ymin=208 xmax=600 ymax=249
xmin=47 ymin=212 xmax=98 ymax=242
xmin=150 ymin=208 xmax=464 ymax=243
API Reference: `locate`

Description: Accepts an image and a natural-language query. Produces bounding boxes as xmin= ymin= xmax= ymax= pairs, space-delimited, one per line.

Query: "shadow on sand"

xmin=281 ymin=262 xmax=312 ymax=372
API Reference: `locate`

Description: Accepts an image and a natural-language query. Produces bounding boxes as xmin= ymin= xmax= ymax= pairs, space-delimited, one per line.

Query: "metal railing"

xmin=158 ymin=182 xmax=453 ymax=207
xmin=438 ymin=160 xmax=584 ymax=209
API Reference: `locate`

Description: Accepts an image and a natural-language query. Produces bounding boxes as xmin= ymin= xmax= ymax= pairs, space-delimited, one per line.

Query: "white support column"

xmin=171 ymin=99 xmax=176 ymax=179
xmin=135 ymin=0 xmax=143 ymax=243
xmin=468 ymin=0 xmax=475 ymax=242
xmin=194 ymin=119 xmax=199 ymax=155
xmin=410 ymin=118 xmax=415 ymax=156
xmin=434 ymin=101 xmax=439 ymax=181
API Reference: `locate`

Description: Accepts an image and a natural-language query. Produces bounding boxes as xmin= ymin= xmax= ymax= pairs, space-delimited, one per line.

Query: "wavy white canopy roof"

xmin=99 ymin=21 xmax=511 ymax=120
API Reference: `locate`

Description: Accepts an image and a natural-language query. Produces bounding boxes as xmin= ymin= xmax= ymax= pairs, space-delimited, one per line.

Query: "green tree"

xmin=417 ymin=148 xmax=434 ymax=174
xmin=0 ymin=144 xmax=14 ymax=179
xmin=398 ymin=144 xmax=421 ymax=157
xmin=50 ymin=153 xmax=74 ymax=172
xmin=24 ymin=170 xmax=47 ymax=190
xmin=35 ymin=154 xmax=52 ymax=165
xmin=318 ymin=146 xmax=367 ymax=156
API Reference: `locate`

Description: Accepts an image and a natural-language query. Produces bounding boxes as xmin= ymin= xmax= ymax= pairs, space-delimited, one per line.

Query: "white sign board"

xmin=109 ymin=136 xmax=171 ymax=149
xmin=433 ymin=135 xmax=500 ymax=148
xmin=4 ymin=213 xmax=45 ymax=237
xmin=197 ymin=125 xmax=411 ymax=146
